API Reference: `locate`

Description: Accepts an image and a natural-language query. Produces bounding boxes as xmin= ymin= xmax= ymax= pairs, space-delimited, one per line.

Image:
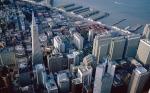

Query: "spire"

xmin=31 ymin=11 xmax=36 ymax=28
xmin=31 ymin=12 xmax=43 ymax=65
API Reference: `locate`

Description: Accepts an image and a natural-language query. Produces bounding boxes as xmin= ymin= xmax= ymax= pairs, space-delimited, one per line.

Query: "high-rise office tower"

xmin=31 ymin=12 xmax=43 ymax=65
xmin=73 ymin=51 xmax=80 ymax=66
xmin=107 ymin=60 xmax=116 ymax=78
xmin=93 ymin=65 xmax=104 ymax=93
xmin=109 ymin=36 xmax=126 ymax=60
xmin=73 ymin=32 xmax=84 ymax=50
xmin=47 ymin=53 xmax=67 ymax=72
xmin=136 ymin=39 xmax=150 ymax=65
xmin=127 ymin=67 xmax=150 ymax=93
xmin=88 ymin=29 xmax=94 ymax=42
xmin=57 ymin=72 xmax=70 ymax=93
xmin=67 ymin=53 xmax=75 ymax=69
xmin=100 ymin=73 xmax=113 ymax=93
xmin=143 ymin=24 xmax=150 ymax=40
xmin=124 ymin=34 xmax=140 ymax=58
xmin=35 ymin=64 xmax=45 ymax=85
xmin=67 ymin=51 xmax=81 ymax=70
xmin=78 ymin=65 xmax=92 ymax=86
xmin=93 ymin=59 xmax=115 ymax=93
xmin=92 ymin=34 xmax=111 ymax=63
xmin=53 ymin=36 xmax=65 ymax=53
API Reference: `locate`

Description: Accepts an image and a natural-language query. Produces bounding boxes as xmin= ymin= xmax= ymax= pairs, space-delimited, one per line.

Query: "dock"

xmin=66 ymin=6 xmax=83 ymax=12
xmin=112 ymin=19 xmax=127 ymax=26
xmin=73 ymin=7 xmax=90 ymax=14
xmin=73 ymin=7 xmax=89 ymax=13
xmin=58 ymin=3 xmax=75 ymax=9
xmin=84 ymin=10 xmax=99 ymax=18
xmin=80 ymin=10 xmax=93 ymax=16
xmin=127 ymin=24 xmax=143 ymax=32
xmin=91 ymin=12 xmax=109 ymax=21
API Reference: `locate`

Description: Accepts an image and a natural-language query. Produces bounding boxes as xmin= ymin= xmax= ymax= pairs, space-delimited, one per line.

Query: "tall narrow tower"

xmin=31 ymin=12 xmax=43 ymax=65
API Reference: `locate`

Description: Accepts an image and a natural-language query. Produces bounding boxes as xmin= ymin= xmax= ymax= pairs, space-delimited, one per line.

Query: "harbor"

xmin=59 ymin=3 xmax=110 ymax=21
xmin=57 ymin=3 xmax=145 ymax=33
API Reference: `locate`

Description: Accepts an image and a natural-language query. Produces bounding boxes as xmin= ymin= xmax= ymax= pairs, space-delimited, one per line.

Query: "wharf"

xmin=112 ymin=19 xmax=127 ymax=26
xmin=91 ymin=12 xmax=109 ymax=21
xmin=84 ymin=10 xmax=99 ymax=18
xmin=66 ymin=6 xmax=83 ymax=12
xmin=58 ymin=3 xmax=75 ymax=9
xmin=127 ymin=24 xmax=143 ymax=32
xmin=74 ymin=7 xmax=90 ymax=14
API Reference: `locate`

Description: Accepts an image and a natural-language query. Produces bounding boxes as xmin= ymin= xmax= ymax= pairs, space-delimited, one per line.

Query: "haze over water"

xmin=54 ymin=0 xmax=150 ymax=29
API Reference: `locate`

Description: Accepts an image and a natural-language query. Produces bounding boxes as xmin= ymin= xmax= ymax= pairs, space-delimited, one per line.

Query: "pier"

xmin=112 ymin=19 xmax=127 ymax=26
xmin=84 ymin=10 xmax=99 ymax=18
xmin=73 ymin=7 xmax=90 ymax=14
xmin=58 ymin=3 xmax=75 ymax=9
xmin=127 ymin=24 xmax=143 ymax=32
xmin=80 ymin=10 xmax=92 ymax=16
xmin=92 ymin=12 xmax=109 ymax=21
xmin=66 ymin=6 xmax=83 ymax=12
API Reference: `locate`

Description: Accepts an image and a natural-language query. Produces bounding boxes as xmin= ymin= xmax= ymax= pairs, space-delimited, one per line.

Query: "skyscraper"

xmin=88 ymin=29 xmax=94 ymax=42
xmin=78 ymin=65 xmax=92 ymax=86
xmin=35 ymin=64 xmax=45 ymax=85
xmin=57 ymin=72 xmax=70 ymax=93
xmin=93 ymin=58 xmax=116 ymax=93
xmin=127 ymin=67 xmax=150 ymax=93
xmin=136 ymin=39 xmax=150 ymax=65
xmin=93 ymin=65 xmax=104 ymax=93
xmin=53 ymin=36 xmax=65 ymax=53
xmin=31 ymin=12 xmax=43 ymax=65
xmin=109 ymin=36 xmax=126 ymax=60
xmin=124 ymin=34 xmax=140 ymax=58
xmin=47 ymin=53 xmax=67 ymax=72
xmin=143 ymin=24 xmax=150 ymax=40
xmin=73 ymin=32 xmax=84 ymax=50
xmin=92 ymin=34 xmax=111 ymax=63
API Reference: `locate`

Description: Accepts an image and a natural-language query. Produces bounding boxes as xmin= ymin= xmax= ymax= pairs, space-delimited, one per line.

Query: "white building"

xmin=78 ymin=65 xmax=92 ymax=86
xmin=88 ymin=29 xmax=94 ymax=42
xmin=73 ymin=32 xmax=84 ymax=50
xmin=31 ymin=12 xmax=43 ymax=65
xmin=53 ymin=36 xmax=65 ymax=53
xmin=143 ymin=24 xmax=150 ymax=40
xmin=93 ymin=65 xmax=105 ymax=93
xmin=35 ymin=64 xmax=45 ymax=85
xmin=136 ymin=39 xmax=150 ymax=65
xmin=93 ymin=58 xmax=116 ymax=93
xmin=92 ymin=34 xmax=111 ymax=63
xmin=128 ymin=67 xmax=150 ymax=93
xmin=109 ymin=36 xmax=126 ymax=60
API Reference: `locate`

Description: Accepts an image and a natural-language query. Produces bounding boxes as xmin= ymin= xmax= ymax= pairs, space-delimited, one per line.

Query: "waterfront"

xmin=54 ymin=0 xmax=150 ymax=32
